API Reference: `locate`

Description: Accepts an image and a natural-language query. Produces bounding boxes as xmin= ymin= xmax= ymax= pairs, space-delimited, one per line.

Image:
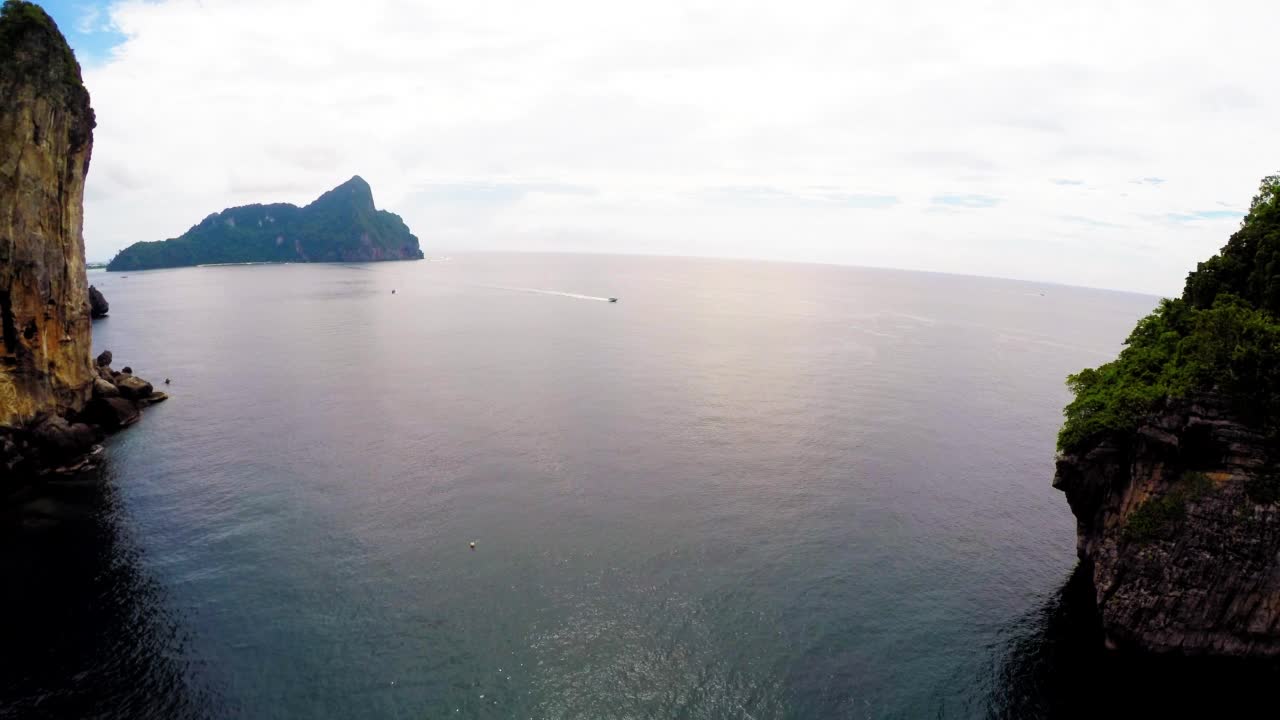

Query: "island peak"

xmin=107 ymin=177 xmax=422 ymax=271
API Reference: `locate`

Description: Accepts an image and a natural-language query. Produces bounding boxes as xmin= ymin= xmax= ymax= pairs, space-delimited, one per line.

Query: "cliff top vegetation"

xmin=0 ymin=0 xmax=94 ymax=149
xmin=1059 ymin=175 xmax=1280 ymax=452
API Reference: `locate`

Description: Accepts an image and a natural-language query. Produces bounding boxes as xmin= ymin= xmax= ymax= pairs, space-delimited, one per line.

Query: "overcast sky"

xmin=40 ymin=0 xmax=1280 ymax=294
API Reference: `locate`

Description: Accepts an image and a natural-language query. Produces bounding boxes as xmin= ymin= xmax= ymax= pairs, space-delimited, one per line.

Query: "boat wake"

xmin=483 ymin=285 xmax=615 ymax=303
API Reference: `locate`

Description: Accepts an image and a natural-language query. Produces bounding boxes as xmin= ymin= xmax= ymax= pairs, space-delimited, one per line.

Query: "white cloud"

xmin=74 ymin=5 xmax=101 ymax=34
xmin=78 ymin=0 xmax=1280 ymax=294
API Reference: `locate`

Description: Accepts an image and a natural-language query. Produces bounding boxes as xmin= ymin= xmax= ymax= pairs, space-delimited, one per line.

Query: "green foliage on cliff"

xmin=1059 ymin=176 xmax=1280 ymax=452
xmin=107 ymin=176 xmax=424 ymax=271
xmin=0 ymin=1 xmax=69 ymax=65
xmin=0 ymin=0 xmax=93 ymax=146
xmin=1124 ymin=471 xmax=1212 ymax=543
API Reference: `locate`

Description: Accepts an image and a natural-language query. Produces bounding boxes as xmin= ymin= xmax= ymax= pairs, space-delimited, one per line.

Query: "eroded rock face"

xmin=1054 ymin=394 xmax=1280 ymax=656
xmin=0 ymin=1 xmax=97 ymax=427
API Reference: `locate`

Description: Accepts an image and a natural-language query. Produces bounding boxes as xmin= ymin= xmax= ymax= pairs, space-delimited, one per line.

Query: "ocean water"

xmin=2 ymin=253 xmax=1215 ymax=718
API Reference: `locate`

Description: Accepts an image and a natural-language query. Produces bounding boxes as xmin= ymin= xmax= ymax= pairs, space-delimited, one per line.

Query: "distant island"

xmin=107 ymin=176 xmax=423 ymax=271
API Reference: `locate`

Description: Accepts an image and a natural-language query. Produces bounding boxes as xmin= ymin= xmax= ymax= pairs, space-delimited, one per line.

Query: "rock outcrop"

xmin=3 ymin=352 xmax=166 ymax=476
xmin=1055 ymin=395 xmax=1280 ymax=655
xmin=0 ymin=0 xmax=96 ymax=427
xmin=88 ymin=284 xmax=107 ymax=318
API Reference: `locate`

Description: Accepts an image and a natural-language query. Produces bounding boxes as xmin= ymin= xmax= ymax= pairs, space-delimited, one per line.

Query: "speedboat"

xmin=608 ymin=297 xmax=618 ymax=303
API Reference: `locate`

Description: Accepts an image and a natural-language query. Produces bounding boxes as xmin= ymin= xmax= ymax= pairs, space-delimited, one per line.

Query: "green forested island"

xmin=1059 ymin=175 xmax=1280 ymax=452
xmin=107 ymin=176 xmax=423 ymax=271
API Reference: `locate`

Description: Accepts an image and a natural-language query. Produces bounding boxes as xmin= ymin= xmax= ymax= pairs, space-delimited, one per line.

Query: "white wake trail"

xmin=483 ymin=285 xmax=613 ymax=302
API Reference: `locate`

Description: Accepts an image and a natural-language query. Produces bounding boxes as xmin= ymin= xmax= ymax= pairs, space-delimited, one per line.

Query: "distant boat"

xmin=608 ymin=297 xmax=618 ymax=303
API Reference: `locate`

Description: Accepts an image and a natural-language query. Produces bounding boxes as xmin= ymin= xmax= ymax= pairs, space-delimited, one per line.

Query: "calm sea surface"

xmin=3 ymin=254 xmax=1181 ymax=717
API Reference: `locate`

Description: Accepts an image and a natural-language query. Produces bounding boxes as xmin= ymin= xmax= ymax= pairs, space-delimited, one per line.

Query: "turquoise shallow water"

xmin=3 ymin=254 xmax=1184 ymax=717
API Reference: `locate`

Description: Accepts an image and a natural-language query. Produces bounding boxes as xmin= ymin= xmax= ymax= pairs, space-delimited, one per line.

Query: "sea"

xmin=5 ymin=253 xmax=1266 ymax=719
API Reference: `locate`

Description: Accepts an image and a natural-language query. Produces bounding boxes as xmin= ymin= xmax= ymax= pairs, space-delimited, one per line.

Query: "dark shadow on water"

xmin=8 ymin=457 xmax=1280 ymax=719
xmin=989 ymin=564 xmax=1280 ymax=719
xmin=0 ymin=465 xmax=215 ymax=720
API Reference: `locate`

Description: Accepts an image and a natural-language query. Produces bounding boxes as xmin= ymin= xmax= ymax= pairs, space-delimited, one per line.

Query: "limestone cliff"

xmin=0 ymin=0 xmax=96 ymax=427
xmin=1055 ymin=395 xmax=1280 ymax=655
xmin=1054 ymin=174 xmax=1280 ymax=656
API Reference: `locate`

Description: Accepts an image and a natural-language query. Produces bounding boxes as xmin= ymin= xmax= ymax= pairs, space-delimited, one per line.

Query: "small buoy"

xmin=392 ymin=289 xmax=396 ymax=294
xmin=469 ymin=541 xmax=476 ymax=550
xmin=164 ymin=378 xmax=170 ymax=385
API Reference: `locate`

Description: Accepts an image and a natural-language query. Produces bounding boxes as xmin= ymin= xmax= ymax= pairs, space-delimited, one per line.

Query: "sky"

xmin=36 ymin=0 xmax=1280 ymax=295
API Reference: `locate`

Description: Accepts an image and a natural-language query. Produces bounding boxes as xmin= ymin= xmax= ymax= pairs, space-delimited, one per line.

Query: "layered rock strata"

xmin=1055 ymin=394 xmax=1280 ymax=655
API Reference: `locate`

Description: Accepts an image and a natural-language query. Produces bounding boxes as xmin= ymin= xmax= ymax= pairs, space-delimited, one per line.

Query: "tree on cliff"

xmin=1183 ymin=174 xmax=1280 ymax=313
xmin=1059 ymin=175 xmax=1280 ymax=451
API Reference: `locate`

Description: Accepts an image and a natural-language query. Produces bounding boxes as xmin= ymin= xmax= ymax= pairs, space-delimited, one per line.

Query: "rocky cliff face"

xmin=1054 ymin=394 xmax=1280 ymax=656
xmin=0 ymin=2 xmax=164 ymax=486
xmin=0 ymin=0 xmax=96 ymax=427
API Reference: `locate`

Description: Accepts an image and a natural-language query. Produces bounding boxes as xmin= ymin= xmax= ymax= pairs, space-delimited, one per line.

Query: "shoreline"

xmin=1 ymin=353 xmax=167 ymax=499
